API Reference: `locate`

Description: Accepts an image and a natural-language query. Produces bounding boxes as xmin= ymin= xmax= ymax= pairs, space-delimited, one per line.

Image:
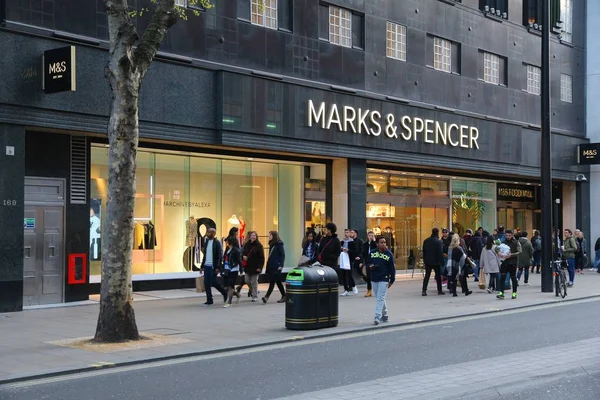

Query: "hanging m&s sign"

xmin=42 ymin=46 xmax=77 ymax=94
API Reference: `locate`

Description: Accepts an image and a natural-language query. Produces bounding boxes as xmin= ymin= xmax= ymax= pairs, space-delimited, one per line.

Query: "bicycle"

xmin=552 ymin=260 xmax=568 ymax=299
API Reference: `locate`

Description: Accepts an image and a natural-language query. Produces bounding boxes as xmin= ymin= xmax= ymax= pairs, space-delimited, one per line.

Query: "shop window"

xmin=319 ymin=3 xmax=364 ymax=50
xmin=526 ymin=64 xmax=541 ymax=95
xmin=480 ymin=0 xmax=508 ymax=18
xmin=386 ymin=21 xmax=407 ymax=62
xmin=89 ymin=147 xmax=308 ymax=278
xmin=451 ymin=180 xmax=496 ymax=236
xmin=560 ymin=73 xmax=573 ymax=103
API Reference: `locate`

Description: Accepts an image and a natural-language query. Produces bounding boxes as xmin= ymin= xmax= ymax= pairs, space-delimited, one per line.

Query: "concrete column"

xmin=586 ymin=0 xmax=600 ymax=249
xmin=347 ymin=159 xmax=367 ymax=236
xmin=562 ymin=182 xmax=576 ymax=232
xmin=0 ymin=124 xmax=25 ymax=312
xmin=332 ymin=159 xmax=348 ymax=230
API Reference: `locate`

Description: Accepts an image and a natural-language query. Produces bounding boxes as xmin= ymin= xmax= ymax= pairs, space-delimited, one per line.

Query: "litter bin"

xmin=285 ymin=264 xmax=339 ymax=330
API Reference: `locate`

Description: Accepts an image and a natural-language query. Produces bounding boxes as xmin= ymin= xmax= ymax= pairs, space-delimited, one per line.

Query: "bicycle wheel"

xmin=554 ymin=271 xmax=560 ymax=297
xmin=558 ymin=271 xmax=567 ymax=299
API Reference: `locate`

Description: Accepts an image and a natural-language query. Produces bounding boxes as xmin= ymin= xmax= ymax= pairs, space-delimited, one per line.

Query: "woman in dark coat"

xmin=262 ymin=231 xmax=286 ymax=304
xmin=241 ymin=231 xmax=265 ymax=302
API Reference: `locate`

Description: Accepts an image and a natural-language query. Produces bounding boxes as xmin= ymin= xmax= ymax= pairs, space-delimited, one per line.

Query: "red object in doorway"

xmin=68 ymin=254 xmax=87 ymax=284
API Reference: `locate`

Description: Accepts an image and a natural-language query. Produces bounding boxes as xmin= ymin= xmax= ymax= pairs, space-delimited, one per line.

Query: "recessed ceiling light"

xmin=452 ymin=177 xmax=457 ymax=179
xmin=247 ymin=158 xmax=254 ymax=161
xmin=383 ymin=170 xmax=389 ymax=173
xmin=513 ymin=182 xmax=519 ymax=184
xmin=401 ymin=172 xmax=407 ymax=175
xmin=435 ymin=175 xmax=441 ymax=178
xmin=419 ymin=174 xmax=424 ymax=177
xmin=526 ymin=183 xmax=532 ymax=186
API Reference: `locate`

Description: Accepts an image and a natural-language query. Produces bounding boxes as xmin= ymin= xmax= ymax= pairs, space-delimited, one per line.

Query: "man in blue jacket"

xmin=367 ymin=236 xmax=396 ymax=325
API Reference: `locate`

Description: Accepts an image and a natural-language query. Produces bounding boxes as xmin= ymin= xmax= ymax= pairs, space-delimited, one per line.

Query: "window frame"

xmin=433 ymin=37 xmax=452 ymax=73
xmin=386 ymin=21 xmax=407 ymax=62
xmin=483 ymin=52 xmax=500 ymax=85
xmin=251 ymin=0 xmax=278 ymax=30
xmin=560 ymin=73 xmax=573 ymax=103
xmin=328 ymin=5 xmax=352 ymax=48
xmin=175 ymin=0 xmax=187 ymax=7
xmin=526 ymin=64 xmax=542 ymax=95
xmin=561 ymin=0 xmax=573 ymax=43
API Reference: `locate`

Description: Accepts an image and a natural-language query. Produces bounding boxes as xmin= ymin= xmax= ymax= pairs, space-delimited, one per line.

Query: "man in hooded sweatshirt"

xmin=367 ymin=236 xmax=395 ymax=325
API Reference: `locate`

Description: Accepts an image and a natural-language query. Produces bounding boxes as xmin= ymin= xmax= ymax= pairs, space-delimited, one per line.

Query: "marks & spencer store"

xmin=0 ymin=37 xmax=589 ymax=311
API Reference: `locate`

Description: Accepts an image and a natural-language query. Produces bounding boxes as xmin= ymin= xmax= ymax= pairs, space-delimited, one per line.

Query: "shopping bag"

xmin=195 ymin=276 xmax=205 ymax=293
xmin=478 ymin=269 xmax=486 ymax=290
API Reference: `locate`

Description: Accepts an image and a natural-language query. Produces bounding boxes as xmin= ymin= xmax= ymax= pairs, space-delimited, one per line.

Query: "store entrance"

xmin=366 ymin=203 xmax=449 ymax=273
xmin=497 ymin=206 xmax=541 ymax=234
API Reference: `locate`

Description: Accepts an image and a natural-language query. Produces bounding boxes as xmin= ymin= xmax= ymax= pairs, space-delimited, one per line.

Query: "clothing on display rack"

xmin=185 ymin=217 xmax=198 ymax=247
xmin=144 ymin=222 xmax=157 ymax=250
xmin=133 ymin=221 xmax=158 ymax=250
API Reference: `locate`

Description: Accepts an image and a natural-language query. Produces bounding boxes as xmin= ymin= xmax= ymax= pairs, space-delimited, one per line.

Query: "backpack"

xmin=533 ymin=237 xmax=542 ymax=251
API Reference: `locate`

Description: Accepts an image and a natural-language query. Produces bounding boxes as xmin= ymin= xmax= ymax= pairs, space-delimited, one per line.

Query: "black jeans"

xmin=499 ymin=263 xmax=518 ymax=294
xmin=422 ymin=264 xmax=442 ymax=293
xmin=488 ymin=272 xmax=498 ymax=290
xmin=448 ymin=268 xmax=469 ymax=295
xmin=341 ymin=269 xmax=356 ymax=292
xmin=356 ymin=262 xmax=372 ymax=291
xmin=266 ymin=280 xmax=286 ymax=298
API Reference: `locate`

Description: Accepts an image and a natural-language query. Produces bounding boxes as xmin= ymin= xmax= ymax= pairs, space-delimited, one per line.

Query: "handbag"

xmin=316 ymin=238 xmax=334 ymax=263
xmin=242 ymin=245 xmax=255 ymax=269
xmin=478 ymin=268 xmax=486 ymax=290
xmin=463 ymin=257 xmax=475 ymax=276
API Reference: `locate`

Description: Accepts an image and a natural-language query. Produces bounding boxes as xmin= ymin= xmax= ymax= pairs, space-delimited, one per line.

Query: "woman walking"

xmin=480 ymin=235 xmax=500 ymax=293
xmin=241 ymin=231 xmax=264 ymax=302
xmin=263 ymin=231 xmax=286 ymax=304
xmin=223 ymin=237 xmax=241 ymax=308
xmin=301 ymin=231 xmax=318 ymax=264
xmin=446 ymin=234 xmax=472 ymax=297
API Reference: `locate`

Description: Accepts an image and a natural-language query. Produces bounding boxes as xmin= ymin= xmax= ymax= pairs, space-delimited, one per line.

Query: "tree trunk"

xmin=94 ymin=0 xmax=177 ymax=342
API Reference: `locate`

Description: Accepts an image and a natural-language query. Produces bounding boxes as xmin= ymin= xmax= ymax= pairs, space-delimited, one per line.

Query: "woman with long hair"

xmin=480 ymin=234 xmax=500 ymax=293
xmin=222 ymin=237 xmax=241 ymax=307
xmin=263 ymin=231 xmax=286 ymax=304
xmin=446 ymin=234 xmax=472 ymax=297
xmin=241 ymin=231 xmax=265 ymax=302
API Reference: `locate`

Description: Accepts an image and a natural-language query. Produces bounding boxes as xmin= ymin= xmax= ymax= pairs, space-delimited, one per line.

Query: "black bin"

xmin=285 ymin=264 xmax=339 ymax=330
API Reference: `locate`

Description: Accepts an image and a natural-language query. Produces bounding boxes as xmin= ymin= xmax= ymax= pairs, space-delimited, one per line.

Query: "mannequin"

xmin=238 ymin=216 xmax=246 ymax=244
xmin=226 ymin=214 xmax=240 ymax=242
xmin=90 ymin=207 xmax=101 ymax=261
xmin=183 ymin=216 xmax=198 ymax=271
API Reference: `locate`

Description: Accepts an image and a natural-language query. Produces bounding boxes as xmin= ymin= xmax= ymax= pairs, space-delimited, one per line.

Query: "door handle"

xmin=48 ymin=246 xmax=55 ymax=257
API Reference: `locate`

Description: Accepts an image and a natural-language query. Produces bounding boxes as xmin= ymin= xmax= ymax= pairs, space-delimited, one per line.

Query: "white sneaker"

xmin=352 ymin=287 xmax=359 ymax=295
xmin=524 ymin=283 xmax=530 ymax=286
xmin=341 ymin=291 xmax=349 ymax=296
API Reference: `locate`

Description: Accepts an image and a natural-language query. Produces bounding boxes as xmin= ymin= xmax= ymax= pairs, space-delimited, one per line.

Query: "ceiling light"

xmin=247 ymin=158 xmax=254 ymax=161
xmin=435 ymin=175 xmax=441 ymax=178
xmin=383 ymin=170 xmax=389 ymax=173
xmin=401 ymin=172 xmax=407 ymax=175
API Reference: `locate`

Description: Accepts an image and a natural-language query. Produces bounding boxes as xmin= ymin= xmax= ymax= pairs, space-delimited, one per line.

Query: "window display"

xmin=452 ymin=180 xmax=496 ymax=235
xmin=90 ymin=146 xmax=307 ymax=278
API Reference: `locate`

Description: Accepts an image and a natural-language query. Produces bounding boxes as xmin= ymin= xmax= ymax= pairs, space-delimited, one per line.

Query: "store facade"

xmin=0 ymin=0 xmax=590 ymax=311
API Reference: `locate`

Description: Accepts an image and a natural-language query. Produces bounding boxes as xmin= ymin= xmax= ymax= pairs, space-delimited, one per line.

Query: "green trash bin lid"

xmin=286 ymin=269 xmax=304 ymax=286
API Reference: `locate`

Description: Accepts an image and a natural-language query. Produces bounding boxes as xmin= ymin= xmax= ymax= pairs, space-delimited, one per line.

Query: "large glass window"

xmin=451 ymin=180 xmax=496 ymax=235
xmin=90 ymin=147 xmax=306 ymax=278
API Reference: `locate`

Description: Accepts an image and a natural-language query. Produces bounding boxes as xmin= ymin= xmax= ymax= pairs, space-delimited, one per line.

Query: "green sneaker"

xmin=496 ymin=292 xmax=504 ymax=300
xmin=511 ymin=292 xmax=517 ymax=299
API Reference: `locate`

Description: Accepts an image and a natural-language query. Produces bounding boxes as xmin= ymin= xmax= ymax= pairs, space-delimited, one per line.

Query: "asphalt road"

xmin=1 ymin=300 xmax=599 ymax=400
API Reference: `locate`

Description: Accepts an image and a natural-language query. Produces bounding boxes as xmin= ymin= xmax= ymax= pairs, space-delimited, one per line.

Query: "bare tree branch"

xmin=133 ymin=0 xmax=178 ymax=77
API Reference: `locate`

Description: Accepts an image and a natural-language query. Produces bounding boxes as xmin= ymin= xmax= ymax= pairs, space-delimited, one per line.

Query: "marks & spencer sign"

xmin=42 ymin=46 xmax=76 ymax=94
xmin=578 ymin=143 xmax=600 ymax=165
xmin=307 ymin=100 xmax=480 ymax=149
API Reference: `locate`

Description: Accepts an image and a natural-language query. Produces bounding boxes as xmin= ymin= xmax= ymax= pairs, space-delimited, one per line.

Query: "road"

xmin=1 ymin=300 xmax=599 ymax=400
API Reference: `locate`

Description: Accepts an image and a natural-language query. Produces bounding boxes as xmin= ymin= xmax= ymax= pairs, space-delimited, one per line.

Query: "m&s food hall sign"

xmin=307 ymin=100 xmax=480 ymax=149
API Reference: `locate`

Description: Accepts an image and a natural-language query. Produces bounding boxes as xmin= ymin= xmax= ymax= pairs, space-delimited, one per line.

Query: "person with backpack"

xmin=516 ymin=231 xmax=533 ymax=286
xmin=562 ymin=229 xmax=577 ymax=287
xmin=531 ymin=230 xmax=542 ymax=274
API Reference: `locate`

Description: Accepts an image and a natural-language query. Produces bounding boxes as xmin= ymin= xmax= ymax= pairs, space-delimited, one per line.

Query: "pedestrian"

xmin=516 ymin=231 xmax=533 ymax=286
xmin=340 ymin=229 xmax=359 ymax=296
xmin=316 ymin=222 xmax=342 ymax=269
xmin=301 ymin=231 xmax=318 ymax=264
xmin=531 ymin=230 xmax=542 ymax=274
xmin=422 ymin=228 xmax=445 ymax=296
xmin=366 ymin=236 xmax=395 ymax=325
xmin=562 ymin=229 xmax=577 ymax=286
xmin=575 ymin=230 xmax=587 ymax=274
xmin=494 ymin=226 xmax=506 ymax=243
xmin=223 ymin=237 xmax=242 ymax=308
xmin=592 ymin=236 xmax=600 ymax=272
xmin=446 ymin=234 xmax=471 ymax=297
xmin=350 ymin=229 xmax=364 ymax=284
xmin=200 ymin=228 xmax=228 ymax=306
xmin=241 ymin=231 xmax=264 ymax=302
xmin=469 ymin=230 xmax=483 ymax=282
xmin=441 ymin=228 xmax=451 ymax=287
xmin=480 ymin=235 xmax=500 ymax=293
xmin=496 ymin=230 xmax=521 ymax=300
xmin=262 ymin=231 xmax=286 ymax=304
xmin=361 ymin=230 xmax=377 ymax=297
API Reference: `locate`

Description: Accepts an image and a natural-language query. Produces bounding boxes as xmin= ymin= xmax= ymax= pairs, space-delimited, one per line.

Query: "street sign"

xmin=24 ymin=218 xmax=35 ymax=229
xmin=578 ymin=143 xmax=600 ymax=165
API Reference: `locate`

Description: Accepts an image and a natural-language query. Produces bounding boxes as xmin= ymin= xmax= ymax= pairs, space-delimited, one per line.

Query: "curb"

xmin=1 ymin=294 xmax=599 ymax=386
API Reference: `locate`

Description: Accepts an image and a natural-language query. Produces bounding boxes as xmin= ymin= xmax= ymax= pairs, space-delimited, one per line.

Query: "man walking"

xmin=516 ymin=231 xmax=533 ymax=286
xmin=361 ymin=231 xmax=377 ymax=297
xmin=366 ymin=236 xmax=396 ymax=325
xmin=201 ymin=228 xmax=227 ymax=306
xmin=562 ymin=229 xmax=577 ymax=286
xmin=422 ymin=228 xmax=445 ymax=296
xmin=497 ymin=230 xmax=521 ymax=300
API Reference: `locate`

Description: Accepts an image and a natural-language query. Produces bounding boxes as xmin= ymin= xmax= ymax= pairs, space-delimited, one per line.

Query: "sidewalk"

xmin=1 ymin=273 xmax=599 ymax=383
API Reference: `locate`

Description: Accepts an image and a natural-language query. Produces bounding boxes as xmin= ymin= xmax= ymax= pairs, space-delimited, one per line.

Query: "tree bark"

xmin=95 ymin=0 xmax=177 ymax=343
